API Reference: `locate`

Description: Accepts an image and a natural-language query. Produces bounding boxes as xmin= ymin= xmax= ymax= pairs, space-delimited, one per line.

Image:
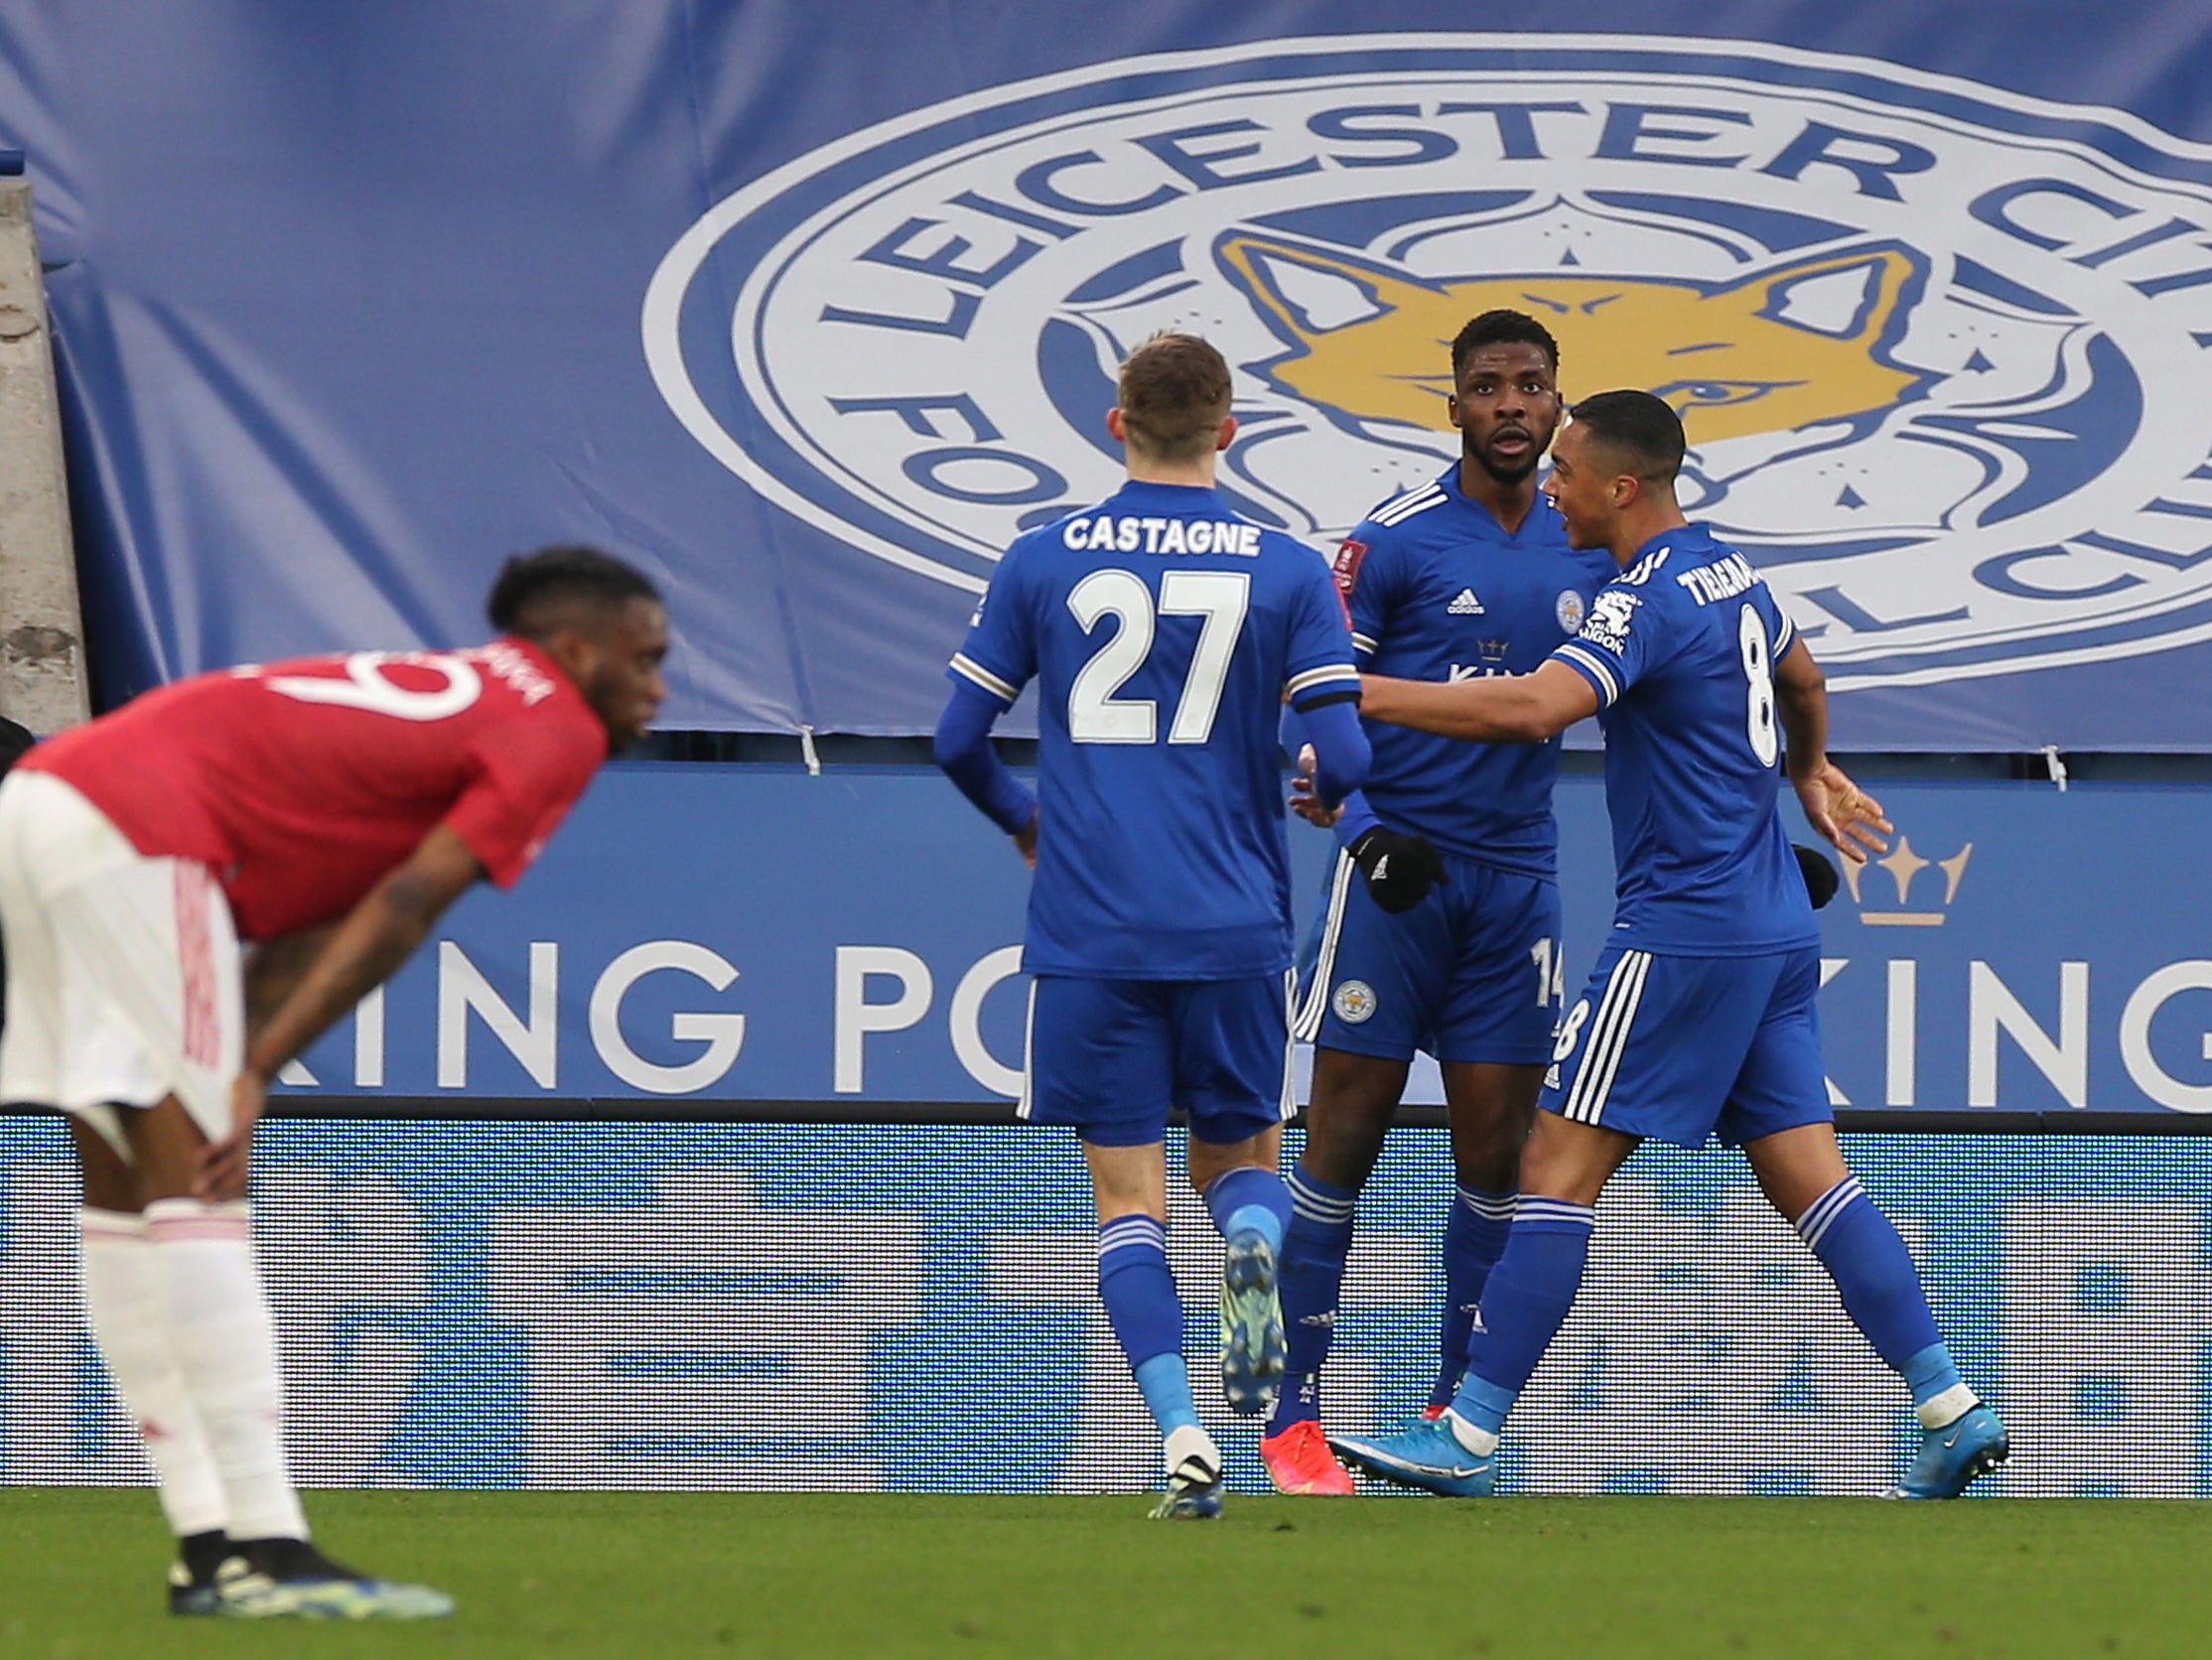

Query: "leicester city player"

xmin=1262 ymin=312 xmax=1616 ymax=1496
xmin=933 ymin=335 xmax=1370 ymax=1518
xmin=1330 ymin=391 xmax=2006 ymax=1499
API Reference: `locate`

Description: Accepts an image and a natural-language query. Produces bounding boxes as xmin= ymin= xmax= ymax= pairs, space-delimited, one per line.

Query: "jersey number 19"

xmin=1067 ymin=569 xmax=1250 ymax=746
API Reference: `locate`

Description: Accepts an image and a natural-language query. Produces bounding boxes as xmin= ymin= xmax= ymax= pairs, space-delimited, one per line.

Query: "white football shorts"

xmin=0 ymin=768 xmax=243 ymax=1155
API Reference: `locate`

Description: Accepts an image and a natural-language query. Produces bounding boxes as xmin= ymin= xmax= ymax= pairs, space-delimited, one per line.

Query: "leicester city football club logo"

xmin=644 ymin=34 xmax=2212 ymax=688
xmin=1331 ymin=980 xmax=1378 ymax=1025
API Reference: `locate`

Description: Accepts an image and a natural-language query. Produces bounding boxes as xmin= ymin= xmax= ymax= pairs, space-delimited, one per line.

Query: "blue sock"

xmin=1202 ymin=1165 xmax=1292 ymax=1255
xmin=1269 ymin=1165 xmax=1356 ymax=1434
xmin=1134 ymin=1354 xmax=1198 ymax=1438
xmin=1902 ymin=1344 xmax=1967 ymax=1411
xmin=1098 ymin=1215 xmax=1195 ymax=1435
xmin=1431 ymin=1185 xmax=1516 ymax=1408
xmin=1796 ymin=1177 xmax=1959 ymax=1410
xmin=1451 ymin=1197 xmax=1595 ymax=1436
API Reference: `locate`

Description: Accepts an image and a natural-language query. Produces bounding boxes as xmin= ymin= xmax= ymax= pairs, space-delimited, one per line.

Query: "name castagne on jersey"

xmin=1055 ymin=513 xmax=1268 ymax=557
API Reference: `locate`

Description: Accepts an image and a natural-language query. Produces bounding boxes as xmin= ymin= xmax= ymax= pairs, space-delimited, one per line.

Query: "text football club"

xmin=648 ymin=34 xmax=2212 ymax=691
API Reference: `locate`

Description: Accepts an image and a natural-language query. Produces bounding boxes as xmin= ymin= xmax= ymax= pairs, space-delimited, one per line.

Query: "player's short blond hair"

xmin=1116 ymin=334 xmax=1232 ymax=464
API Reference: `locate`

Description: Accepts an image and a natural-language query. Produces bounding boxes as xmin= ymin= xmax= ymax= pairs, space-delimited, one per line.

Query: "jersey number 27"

xmin=1066 ymin=569 xmax=1249 ymax=745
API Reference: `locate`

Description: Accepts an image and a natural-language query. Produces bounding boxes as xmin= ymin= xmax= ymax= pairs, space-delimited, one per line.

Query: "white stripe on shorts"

xmin=1016 ymin=978 xmax=1038 ymax=1121
xmin=1293 ymin=851 xmax=1358 ymax=1042
xmin=1563 ymin=950 xmax=1651 ymax=1126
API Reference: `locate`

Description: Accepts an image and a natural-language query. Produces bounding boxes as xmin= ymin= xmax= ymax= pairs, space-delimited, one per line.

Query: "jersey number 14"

xmin=1066 ymin=569 xmax=1250 ymax=745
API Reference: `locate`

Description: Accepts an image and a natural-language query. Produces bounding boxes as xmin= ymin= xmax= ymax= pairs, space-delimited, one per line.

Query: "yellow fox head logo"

xmin=1215 ymin=232 xmax=1930 ymax=448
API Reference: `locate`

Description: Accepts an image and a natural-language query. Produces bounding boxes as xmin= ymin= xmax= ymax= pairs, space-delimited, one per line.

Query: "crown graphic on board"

xmin=1843 ymin=834 xmax=1973 ymax=927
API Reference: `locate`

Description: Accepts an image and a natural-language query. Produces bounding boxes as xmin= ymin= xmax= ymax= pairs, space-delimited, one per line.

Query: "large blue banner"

xmin=7 ymin=7 xmax=2212 ymax=747
xmin=269 ymin=767 xmax=2212 ymax=1118
xmin=2 ymin=1115 xmax=2205 ymax=1497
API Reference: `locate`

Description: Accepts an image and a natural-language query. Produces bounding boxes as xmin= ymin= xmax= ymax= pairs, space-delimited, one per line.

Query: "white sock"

xmin=78 ymin=1208 xmax=229 ymax=1538
xmin=145 ymin=1200 xmax=309 ymax=1542
xmin=1163 ymin=1423 xmax=1221 ymax=1479
xmin=1917 ymin=1383 xmax=1980 ymax=1431
xmin=1444 ymin=1409 xmax=1501 ymax=1458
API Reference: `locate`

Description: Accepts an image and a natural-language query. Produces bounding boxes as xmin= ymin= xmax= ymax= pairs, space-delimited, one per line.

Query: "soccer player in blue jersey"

xmin=1329 ymin=390 xmax=2007 ymax=1499
xmin=933 ymin=335 xmax=1371 ymax=1518
xmin=1261 ymin=312 xmax=1617 ymax=1496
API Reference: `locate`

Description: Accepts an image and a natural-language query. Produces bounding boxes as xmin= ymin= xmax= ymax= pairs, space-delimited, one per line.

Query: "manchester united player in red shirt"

xmin=0 ymin=546 xmax=666 ymax=1618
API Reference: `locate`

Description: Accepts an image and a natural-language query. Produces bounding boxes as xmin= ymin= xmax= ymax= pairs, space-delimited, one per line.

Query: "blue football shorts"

xmin=1019 ymin=971 xmax=1297 ymax=1148
xmin=1540 ymin=943 xmax=1832 ymax=1149
xmin=1293 ymin=849 xmax=1563 ymax=1066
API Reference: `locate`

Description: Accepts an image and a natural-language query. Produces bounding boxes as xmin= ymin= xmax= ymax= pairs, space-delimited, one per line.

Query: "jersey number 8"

xmin=1737 ymin=604 xmax=1778 ymax=767
xmin=1066 ymin=569 xmax=1251 ymax=745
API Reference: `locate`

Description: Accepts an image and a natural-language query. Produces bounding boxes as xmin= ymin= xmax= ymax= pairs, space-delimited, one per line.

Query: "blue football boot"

xmin=212 ymin=1540 xmax=456 ymax=1619
xmin=1329 ymin=1414 xmax=1496 ymax=1497
xmin=168 ymin=1532 xmax=236 ymax=1616
xmin=1218 ymin=1228 xmax=1286 ymax=1418
xmin=1150 ymin=1426 xmax=1225 ymax=1520
xmin=1885 ymin=1404 xmax=2008 ymax=1499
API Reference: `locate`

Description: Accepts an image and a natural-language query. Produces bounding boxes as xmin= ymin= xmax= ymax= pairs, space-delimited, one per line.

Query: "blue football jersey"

xmin=1549 ymin=523 xmax=1818 ymax=956
xmin=1335 ymin=469 xmax=1616 ymax=876
xmin=949 ymin=481 xmax=1361 ymax=979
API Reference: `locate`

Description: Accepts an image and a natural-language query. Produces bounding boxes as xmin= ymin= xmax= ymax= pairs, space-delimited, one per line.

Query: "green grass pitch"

xmin=5 ymin=1486 xmax=2210 ymax=1657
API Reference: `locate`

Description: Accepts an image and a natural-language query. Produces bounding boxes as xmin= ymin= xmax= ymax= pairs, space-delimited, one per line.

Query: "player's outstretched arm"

xmin=1359 ymin=659 xmax=1596 ymax=745
xmin=934 ymin=681 xmax=1038 ymax=866
xmin=1296 ymin=696 xmax=1370 ymax=806
xmin=197 ymin=826 xmax=486 ymax=1199
xmin=1774 ymin=637 xmax=1891 ymax=865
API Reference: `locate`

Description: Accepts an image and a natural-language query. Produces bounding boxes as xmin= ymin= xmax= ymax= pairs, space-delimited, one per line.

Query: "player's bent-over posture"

xmin=0 ymin=547 xmax=667 ymax=1613
xmin=1329 ymin=393 xmax=2007 ymax=1499
xmin=1264 ymin=311 xmax=1616 ymax=1496
xmin=934 ymin=335 xmax=1370 ymax=1518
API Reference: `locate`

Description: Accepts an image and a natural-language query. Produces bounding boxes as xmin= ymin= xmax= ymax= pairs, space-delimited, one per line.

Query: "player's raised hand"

xmin=198 ymin=1070 xmax=267 ymax=1201
xmin=1289 ymin=744 xmax=1342 ymax=828
xmin=1794 ymin=760 xmax=1890 ymax=865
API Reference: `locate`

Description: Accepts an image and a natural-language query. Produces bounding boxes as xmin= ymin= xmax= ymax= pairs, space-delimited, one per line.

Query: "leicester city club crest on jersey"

xmin=645 ymin=34 xmax=2212 ymax=689
xmin=1331 ymin=980 xmax=1378 ymax=1025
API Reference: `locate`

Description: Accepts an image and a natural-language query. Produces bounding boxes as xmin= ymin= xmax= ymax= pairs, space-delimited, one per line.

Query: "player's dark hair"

xmin=1567 ymin=390 xmax=1686 ymax=484
xmin=485 ymin=545 xmax=661 ymax=638
xmin=1117 ymin=334 xmax=1233 ymax=463
xmin=1451 ymin=310 xmax=1561 ymax=379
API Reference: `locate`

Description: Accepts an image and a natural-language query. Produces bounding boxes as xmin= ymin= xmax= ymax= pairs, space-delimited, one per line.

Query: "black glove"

xmin=1794 ymin=843 xmax=1840 ymax=910
xmin=1349 ymin=827 xmax=1445 ymax=914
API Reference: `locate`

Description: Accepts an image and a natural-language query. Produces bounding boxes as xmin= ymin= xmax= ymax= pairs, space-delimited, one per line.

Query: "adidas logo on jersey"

xmin=1448 ymin=588 xmax=1485 ymax=615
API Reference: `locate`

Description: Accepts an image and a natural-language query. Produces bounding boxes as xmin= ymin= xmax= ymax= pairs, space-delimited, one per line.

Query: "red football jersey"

xmin=23 ymin=637 xmax=607 ymax=938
